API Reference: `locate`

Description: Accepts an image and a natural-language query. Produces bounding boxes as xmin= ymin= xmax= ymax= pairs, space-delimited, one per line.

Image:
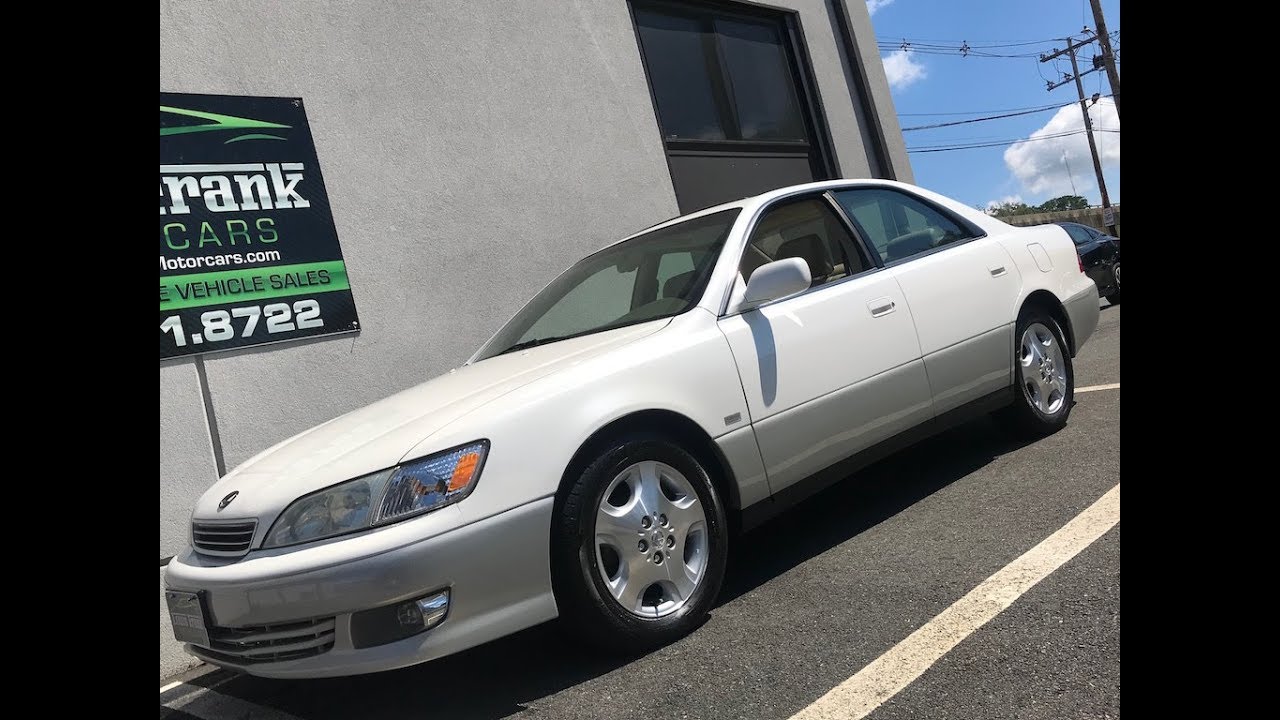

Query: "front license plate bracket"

xmin=166 ymin=590 xmax=211 ymax=648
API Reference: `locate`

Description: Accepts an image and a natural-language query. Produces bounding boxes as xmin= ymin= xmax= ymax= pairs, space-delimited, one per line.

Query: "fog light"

xmin=351 ymin=587 xmax=452 ymax=649
xmin=394 ymin=589 xmax=451 ymax=629
xmin=416 ymin=589 xmax=450 ymax=629
xmin=396 ymin=602 xmax=422 ymax=627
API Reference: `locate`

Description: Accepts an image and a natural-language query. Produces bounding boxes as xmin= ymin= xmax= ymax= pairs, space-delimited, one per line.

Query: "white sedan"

xmin=165 ymin=179 xmax=1099 ymax=678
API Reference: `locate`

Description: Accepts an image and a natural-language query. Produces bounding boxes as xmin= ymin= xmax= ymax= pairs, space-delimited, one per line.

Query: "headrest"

xmin=663 ymin=270 xmax=698 ymax=298
xmin=776 ymin=234 xmax=833 ymax=278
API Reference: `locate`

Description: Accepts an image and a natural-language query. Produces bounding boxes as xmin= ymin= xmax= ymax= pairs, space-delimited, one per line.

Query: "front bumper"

xmin=164 ymin=497 xmax=557 ymax=678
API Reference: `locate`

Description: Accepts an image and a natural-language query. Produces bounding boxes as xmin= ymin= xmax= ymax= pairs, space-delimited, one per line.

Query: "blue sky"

xmin=866 ymin=0 xmax=1120 ymax=210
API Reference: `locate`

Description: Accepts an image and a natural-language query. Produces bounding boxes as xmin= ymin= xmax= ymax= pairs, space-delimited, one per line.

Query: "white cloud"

xmin=867 ymin=0 xmax=897 ymax=14
xmin=985 ymin=194 xmax=1024 ymax=213
xmin=882 ymin=50 xmax=926 ymax=90
xmin=1003 ymin=99 xmax=1120 ymax=198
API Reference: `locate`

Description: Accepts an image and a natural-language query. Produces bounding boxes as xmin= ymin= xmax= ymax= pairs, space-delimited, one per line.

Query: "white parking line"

xmin=1077 ymin=383 xmax=1120 ymax=393
xmin=789 ymin=484 xmax=1120 ymax=720
xmin=163 ymin=683 xmax=303 ymax=720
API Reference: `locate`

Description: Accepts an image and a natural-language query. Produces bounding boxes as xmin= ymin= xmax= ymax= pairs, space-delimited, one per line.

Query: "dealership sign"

xmin=160 ymin=92 xmax=360 ymax=360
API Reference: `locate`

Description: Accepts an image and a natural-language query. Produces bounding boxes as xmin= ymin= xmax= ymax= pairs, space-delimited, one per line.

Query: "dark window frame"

xmin=628 ymin=0 xmax=841 ymax=177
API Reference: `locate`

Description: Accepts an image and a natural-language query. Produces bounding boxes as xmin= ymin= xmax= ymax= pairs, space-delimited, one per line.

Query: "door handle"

xmin=869 ymin=297 xmax=896 ymax=317
xmin=989 ymin=266 xmax=1007 ymax=277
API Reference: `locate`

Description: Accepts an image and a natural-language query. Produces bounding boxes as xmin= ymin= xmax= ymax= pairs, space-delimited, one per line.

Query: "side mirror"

xmin=741 ymin=257 xmax=811 ymax=309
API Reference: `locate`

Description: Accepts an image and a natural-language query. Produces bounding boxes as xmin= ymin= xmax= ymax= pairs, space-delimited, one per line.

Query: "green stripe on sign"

xmin=160 ymin=261 xmax=350 ymax=311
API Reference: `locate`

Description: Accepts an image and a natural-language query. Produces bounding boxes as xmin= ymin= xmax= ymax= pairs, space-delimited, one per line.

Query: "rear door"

xmin=717 ymin=194 xmax=930 ymax=493
xmin=832 ymin=187 xmax=1021 ymax=416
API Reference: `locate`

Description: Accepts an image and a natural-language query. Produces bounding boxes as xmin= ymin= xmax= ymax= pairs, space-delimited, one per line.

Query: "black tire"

xmin=1104 ymin=263 xmax=1120 ymax=304
xmin=551 ymin=431 xmax=729 ymax=654
xmin=995 ymin=309 xmax=1074 ymax=438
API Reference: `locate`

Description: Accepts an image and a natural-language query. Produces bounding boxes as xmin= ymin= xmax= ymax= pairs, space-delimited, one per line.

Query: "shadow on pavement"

xmin=166 ymin=417 xmax=1034 ymax=720
xmin=720 ymin=415 xmax=1031 ymax=605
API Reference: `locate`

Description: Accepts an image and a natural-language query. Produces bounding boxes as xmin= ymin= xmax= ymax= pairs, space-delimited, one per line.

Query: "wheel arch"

xmin=1019 ymin=289 xmax=1077 ymax=356
xmin=553 ymin=409 xmax=743 ymax=528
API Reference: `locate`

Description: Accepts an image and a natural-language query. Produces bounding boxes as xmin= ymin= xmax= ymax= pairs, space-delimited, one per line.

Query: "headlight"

xmin=263 ymin=440 xmax=489 ymax=549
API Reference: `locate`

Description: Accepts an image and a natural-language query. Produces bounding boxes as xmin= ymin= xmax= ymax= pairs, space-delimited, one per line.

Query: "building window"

xmin=633 ymin=10 xmax=729 ymax=141
xmin=716 ymin=19 xmax=806 ymax=142
xmin=631 ymin=0 xmax=836 ymax=213
xmin=635 ymin=8 xmax=807 ymax=144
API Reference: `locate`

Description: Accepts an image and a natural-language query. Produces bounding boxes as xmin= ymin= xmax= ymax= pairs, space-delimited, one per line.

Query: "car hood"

xmin=192 ymin=319 xmax=670 ymax=520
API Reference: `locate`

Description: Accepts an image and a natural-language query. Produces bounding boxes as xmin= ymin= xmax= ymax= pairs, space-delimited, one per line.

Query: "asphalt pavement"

xmin=161 ymin=301 xmax=1120 ymax=720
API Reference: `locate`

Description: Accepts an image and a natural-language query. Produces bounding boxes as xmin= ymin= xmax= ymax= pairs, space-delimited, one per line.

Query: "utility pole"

xmin=1041 ymin=34 xmax=1117 ymax=236
xmin=1089 ymin=0 xmax=1120 ymax=121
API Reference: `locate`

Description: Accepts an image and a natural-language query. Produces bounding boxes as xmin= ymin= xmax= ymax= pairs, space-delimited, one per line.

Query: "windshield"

xmin=474 ymin=209 xmax=740 ymax=361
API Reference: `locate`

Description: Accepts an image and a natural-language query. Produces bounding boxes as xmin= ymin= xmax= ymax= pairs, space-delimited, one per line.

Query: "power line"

xmin=907 ymin=127 xmax=1118 ymax=153
xmin=877 ymin=31 xmax=1119 ymax=60
xmin=900 ymin=101 xmax=1078 ymax=132
xmin=898 ymin=101 xmax=1079 ymax=117
xmin=877 ymin=31 xmax=1117 ymax=46
xmin=877 ymin=45 xmax=1045 ymax=59
xmin=902 ymin=94 xmax=1116 ymax=131
xmin=909 ymin=129 xmax=1087 ymax=151
xmin=875 ymin=35 xmax=1064 ymax=48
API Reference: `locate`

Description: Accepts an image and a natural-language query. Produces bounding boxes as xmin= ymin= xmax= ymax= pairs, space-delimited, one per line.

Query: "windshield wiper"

xmin=495 ymin=335 xmax=571 ymax=356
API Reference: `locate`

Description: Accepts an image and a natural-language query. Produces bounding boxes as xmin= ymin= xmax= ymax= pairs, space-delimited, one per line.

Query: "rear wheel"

xmin=1104 ymin=263 xmax=1120 ymax=304
xmin=996 ymin=310 xmax=1074 ymax=438
xmin=551 ymin=432 xmax=729 ymax=653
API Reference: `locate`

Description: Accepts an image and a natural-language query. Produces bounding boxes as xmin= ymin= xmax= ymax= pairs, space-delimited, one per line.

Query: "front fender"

xmin=407 ymin=310 xmax=755 ymax=529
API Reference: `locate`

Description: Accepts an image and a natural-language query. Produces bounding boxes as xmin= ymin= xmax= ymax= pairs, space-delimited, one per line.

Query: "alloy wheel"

xmin=594 ymin=461 xmax=708 ymax=617
xmin=1020 ymin=322 xmax=1068 ymax=415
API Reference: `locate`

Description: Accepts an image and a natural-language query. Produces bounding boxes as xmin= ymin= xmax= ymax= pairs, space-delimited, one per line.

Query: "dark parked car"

xmin=1057 ymin=222 xmax=1120 ymax=304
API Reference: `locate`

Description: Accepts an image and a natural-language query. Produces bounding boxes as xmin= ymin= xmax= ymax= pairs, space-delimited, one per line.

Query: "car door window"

xmin=1063 ymin=225 xmax=1094 ymax=245
xmin=740 ymin=197 xmax=869 ymax=289
xmin=832 ymin=188 xmax=977 ymax=265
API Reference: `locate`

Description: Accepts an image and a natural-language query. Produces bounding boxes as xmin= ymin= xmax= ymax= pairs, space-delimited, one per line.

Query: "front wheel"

xmin=995 ymin=311 xmax=1074 ymax=438
xmin=551 ymin=432 xmax=729 ymax=653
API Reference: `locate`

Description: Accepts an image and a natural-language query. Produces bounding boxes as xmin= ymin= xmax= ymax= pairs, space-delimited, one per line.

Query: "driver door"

xmin=717 ymin=194 xmax=930 ymax=494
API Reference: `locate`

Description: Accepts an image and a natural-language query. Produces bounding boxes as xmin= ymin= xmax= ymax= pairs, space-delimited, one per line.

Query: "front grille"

xmin=194 ymin=617 xmax=337 ymax=665
xmin=192 ymin=520 xmax=257 ymax=557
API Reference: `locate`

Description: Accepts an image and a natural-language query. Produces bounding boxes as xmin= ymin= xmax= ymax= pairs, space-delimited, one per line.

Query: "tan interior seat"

xmin=775 ymin=234 xmax=834 ymax=287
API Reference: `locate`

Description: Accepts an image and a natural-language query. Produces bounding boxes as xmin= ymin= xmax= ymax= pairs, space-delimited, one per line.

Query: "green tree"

xmin=987 ymin=201 xmax=1037 ymax=218
xmin=1036 ymin=195 xmax=1089 ymax=212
